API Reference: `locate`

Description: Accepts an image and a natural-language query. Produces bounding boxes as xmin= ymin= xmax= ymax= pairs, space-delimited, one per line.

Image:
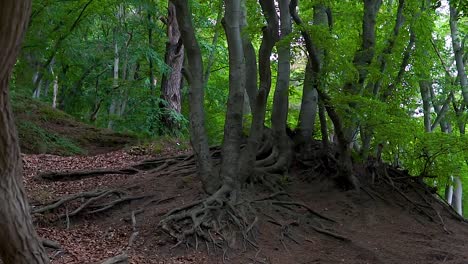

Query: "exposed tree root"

xmin=368 ymin=162 xmax=457 ymax=233
xmin=32 ymin=188 xmax=152 ymax=220
xmin=99 ymin=253 xmax=128 ymax=264
xmin=159 ymin=187 xmax=259 ymax=252
xmin=41 ymin=239 xmax=60 ymax=249
xmin=38 ymin=168 xmax=140 ymax=181
xmin=159 ymin=185 xmax=346 ymax=255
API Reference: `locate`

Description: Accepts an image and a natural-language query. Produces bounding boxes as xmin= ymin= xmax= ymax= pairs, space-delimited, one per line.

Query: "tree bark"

xmin=269 ymin=0 xmax=293 ymax=172
xmin=449 ymin=1 xmax=468 ymax=107
xmin=220 ymin=0 xmax=246 ymax=193
xmin=0 ymin=0 xmax=50 ymax=263
xmin=453 ymin=176 xmax=463 ymax=215
xmin=343 ymin=0 xmax=382 ymax=143
xmin=148 ymin=13 xmax=156 ymax=91
xmin=171 ymin=0 xmax=218 ymax=193
xmin=108 ymin=24 xmax=120 ymax=129
xmin=419 ymin=80 xmax=432 ymax=133
xmin=239 ymin=0 xmax=279 ymax=182
xmin=295 ymin=2 xmax=327 ymax=146
xmin=161 ymin=2 xmax=184 ymax=131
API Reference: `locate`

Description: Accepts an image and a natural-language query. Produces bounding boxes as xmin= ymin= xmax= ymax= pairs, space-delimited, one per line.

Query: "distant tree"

xmin=160 ymin=1 xmax=184 ymax=132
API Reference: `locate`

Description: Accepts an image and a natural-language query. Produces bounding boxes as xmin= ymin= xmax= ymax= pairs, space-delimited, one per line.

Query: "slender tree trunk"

xmin=296 ymin=3 xmax=327 ymax=146
xmin=445 ymin=176 xmax=454 ymax=205
xmin=453 ymin=176 xmax=463 ymax=215
xmin=161 ymin=2 xmax=184 ymax=131
xmin=419 ymin=80 xmax=432 ymax=133
xmin=343 ymin=0 xmax=382 ymax=142
xmin=239 ymin=0 xmax=279 ymax=182
xmin=148 ymin=13 xmax=156 ymax=91
xmin=0 ymin=0 xmax=50 ymax=263
xmin=269 ymin=0 xmax=292 ymax=172
xmin=297 ymin=62 xmax=318 ymax=143
xmin=108 ymin=26 xmax=120 ymax=129
xmin=449 ymin=1 xmax=468 ymax=107
xmin=108 ymin=5 xmax=123 ymax=129
xmin=429 ymin=88 xmax=452 ymax=133
xmin=171 ymin=0 xmax=218 ymax=193
xmin=52 ymin=75 xmax=58 ymax=109
xmin=318 ymin=99 xmax=329 ymax=148
xmin=240 ymin=1 xmax=257 ymax=115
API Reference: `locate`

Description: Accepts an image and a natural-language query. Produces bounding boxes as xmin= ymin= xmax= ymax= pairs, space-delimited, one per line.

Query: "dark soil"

xmin=24 ymin=148 xmax=468 ymax=264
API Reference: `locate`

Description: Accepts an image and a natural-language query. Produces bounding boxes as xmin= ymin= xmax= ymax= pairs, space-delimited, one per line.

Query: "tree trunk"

xmin=219 ymin=0 xmax=246 ymax=194
xmin=297 ymin=62 xmax=318 ymax=144
xmin=343 ymin=0 xmax=382 ymax=142
xmin=148 ymin=13 xmax=156 ymax=92
xmin=52 ymin=75 xmax=58 ymax=109
xmin=161 ymin=1 xmax=184 ymax=132
xmin=449 ymin=1 xmax=468 ymax=107
xmin=108 ymin=6 xmax=122 ymax=129
xmin=453 ymin=176 xmax=463 ymax=215
xmin=445 ymin=176 xmax=454 ymax=205
xmin=171 ymin=0 xmax=218 ymax=193
xmin=0 ymin=0 xmax=50 ymax=263
xmin=239 ymin=0 xmax=279 ymax=182
xmin=269 ymin=0 xmax=292 ymax=172
xmin=419 ymin=80 xmax=432 ymax=133
xmin=318 ymin=99 xmax=329 ymax=148
xmin=296 ymin=3 xmax=327 ymax=146
xmin=203 ymin=3 xmax=223 ymax=85
xmin=240 ymin=1 xmax=257 ymax=115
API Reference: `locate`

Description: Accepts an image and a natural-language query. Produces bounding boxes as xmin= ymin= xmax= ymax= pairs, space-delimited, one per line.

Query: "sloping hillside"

xmin=11 ymin=95 xmax=136 ymax=155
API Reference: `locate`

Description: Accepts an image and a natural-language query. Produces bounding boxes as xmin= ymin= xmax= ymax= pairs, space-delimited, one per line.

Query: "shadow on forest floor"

xmin=23 ymin=142 xmax=468 ymax=264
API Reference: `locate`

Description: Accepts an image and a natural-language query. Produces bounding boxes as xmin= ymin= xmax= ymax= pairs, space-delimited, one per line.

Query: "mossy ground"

xmin=12 ymin=95 xmax=136 ymax=155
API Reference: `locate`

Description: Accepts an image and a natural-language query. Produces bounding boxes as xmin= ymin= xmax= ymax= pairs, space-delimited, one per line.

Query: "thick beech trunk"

xmin=0 ymin=0 xmax=50 ymax=263
xmin=219 ymin=0 xmax=246 ymax=194
xmin=171 ymin=0 xmax=218 ymax=193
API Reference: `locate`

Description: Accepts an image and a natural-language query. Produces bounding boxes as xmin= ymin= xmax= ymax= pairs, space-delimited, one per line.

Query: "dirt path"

xmin=24 ymin=150 xmax=468 ymax=264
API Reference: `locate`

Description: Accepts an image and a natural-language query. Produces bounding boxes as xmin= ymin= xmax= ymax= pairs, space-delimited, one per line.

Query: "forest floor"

xmin=24 ymin=146 xmax=468 ymax=264
xmin=12 ymin=94 xmax=136 ymax=156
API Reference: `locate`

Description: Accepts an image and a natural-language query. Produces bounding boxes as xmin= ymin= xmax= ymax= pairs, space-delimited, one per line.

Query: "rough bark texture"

xmin=0 ymin=0 xmax=50 ymax=263
xmin=171 ymin=0 xmax=218 ymax=193
xmin=161 ymin=2 xmax=184 ymax=131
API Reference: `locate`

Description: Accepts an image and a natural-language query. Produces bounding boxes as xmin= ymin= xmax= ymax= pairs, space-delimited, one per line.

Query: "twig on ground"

xmin=100 ymin=253 xmax=128 ymax=264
